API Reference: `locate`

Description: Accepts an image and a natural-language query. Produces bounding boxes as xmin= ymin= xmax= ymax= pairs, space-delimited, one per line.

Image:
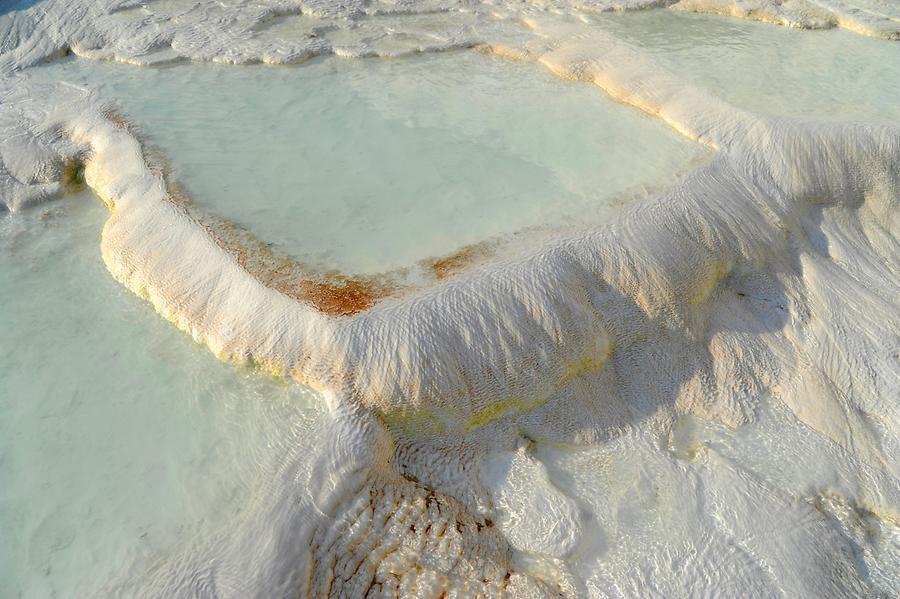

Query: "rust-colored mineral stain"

xmin=147 ymin=141 xmax=503 ymax=316
xmin=151 ymin=172 xmax=391 ymax=316
xmin=210 ymin=222 xmax=391 ymax=316
xmin=295 ymin=277 xmax=384 ymax=317
xmin=161 ymin=175 xmax=491 ymax=316
xmin=99 ymin=113 xmax=403 ymax=318
xmin=100 ymin=110 xmax=522 ymax=320
xmin=430 ymin=243 xmax=492 ymax=280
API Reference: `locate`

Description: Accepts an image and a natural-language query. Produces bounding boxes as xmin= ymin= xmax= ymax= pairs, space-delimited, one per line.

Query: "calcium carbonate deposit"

xmin=1 ymin=0 xmax=898 ymax=597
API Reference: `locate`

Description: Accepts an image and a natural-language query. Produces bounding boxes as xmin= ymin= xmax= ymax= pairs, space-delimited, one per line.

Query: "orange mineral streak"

xmin=106 ymin=110 xmax=486 ymax=317
xmin=430 ymin=243 xmax=493 ymax=280
xmin=294 ymin=277 xmax=385 ymax=317
xmin=138 ymin=146 xmax=392 ymax=316
xmin=198 ymin=211 xmax=393 ymax=317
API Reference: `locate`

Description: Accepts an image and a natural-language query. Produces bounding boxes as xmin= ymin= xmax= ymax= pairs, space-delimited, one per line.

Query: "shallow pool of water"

xmin=0 ymin=194 xmax=324 ymax=598
xmin=27 ymin=51 xmax=700 ymax=274
xmin=593 ymin=10 xmax=900 ymax=122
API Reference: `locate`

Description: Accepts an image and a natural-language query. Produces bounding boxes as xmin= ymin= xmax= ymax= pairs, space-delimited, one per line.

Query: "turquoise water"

xmin=27 ymin=51 xmax=700 ymax=274
xmin=0 ymin=194 xmax=324 ymax=598
xmin=592 ymin=10 xmax=900 ymax=122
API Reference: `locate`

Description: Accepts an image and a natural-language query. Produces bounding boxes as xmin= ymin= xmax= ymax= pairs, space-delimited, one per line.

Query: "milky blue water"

xmin=592 ymin=10 xmax=900 ymax=122
xmin=0 ymin=194 xmax=325 ymax=598
xmin=2 ymin=48 xmax=707 ymax=598
xmin=7 ymin=12 xmax=900 ymax=598
xmin=28 ymin=51 xmax=701 ymax=274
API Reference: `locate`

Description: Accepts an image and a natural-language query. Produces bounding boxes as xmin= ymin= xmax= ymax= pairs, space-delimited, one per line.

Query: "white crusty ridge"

xmin=1 ymin=1 xmax=899 ymax=597
xmin=0 ymin=0 xmax=897 ymax=79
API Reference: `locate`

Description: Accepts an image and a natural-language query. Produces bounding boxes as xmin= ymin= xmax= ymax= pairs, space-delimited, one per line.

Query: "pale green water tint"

xmin=592 ymin=10 xmax=900 ymax=122
xmin=28 ymin=51 xmax=699 ymax=274
xmin=0 ymin=194 xmax=324 ymax=598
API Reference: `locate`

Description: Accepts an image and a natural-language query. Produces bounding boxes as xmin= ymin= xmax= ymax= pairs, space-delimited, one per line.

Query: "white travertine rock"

xmin=482 ymin=447 xmax=585 ymax=558
xmin=671 ymin=0 xmax=900 ymax=39
xmin=1 ymin=1 xmax=898 ymax=597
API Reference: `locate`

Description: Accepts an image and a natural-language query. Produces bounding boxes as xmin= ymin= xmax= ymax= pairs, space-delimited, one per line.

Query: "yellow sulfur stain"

xmin=464 ymin=397 xmax=547 ymax=432
xmin=559 ymin=337 xmax=614 ymax=387
xmin=382 ymin=337 xmax=616 ymax=436
xmin=690 ymin=258 xmax=733 ymax=305
xmin=379 ymin=407 xmax=449 ymax=436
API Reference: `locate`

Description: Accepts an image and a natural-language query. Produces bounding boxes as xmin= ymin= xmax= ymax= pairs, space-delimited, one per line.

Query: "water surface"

xmin=593 ymin=10 xmax=900 ymax=121
xmin=28 ymin=51 xmax=701 ymax=274
xmin=0 ymin=195 xmax=324 ymax=598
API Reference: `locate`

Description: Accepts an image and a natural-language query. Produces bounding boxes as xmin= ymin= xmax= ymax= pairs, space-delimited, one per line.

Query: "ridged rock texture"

xmin=2 ymin=0 xmax=898 ymax=597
